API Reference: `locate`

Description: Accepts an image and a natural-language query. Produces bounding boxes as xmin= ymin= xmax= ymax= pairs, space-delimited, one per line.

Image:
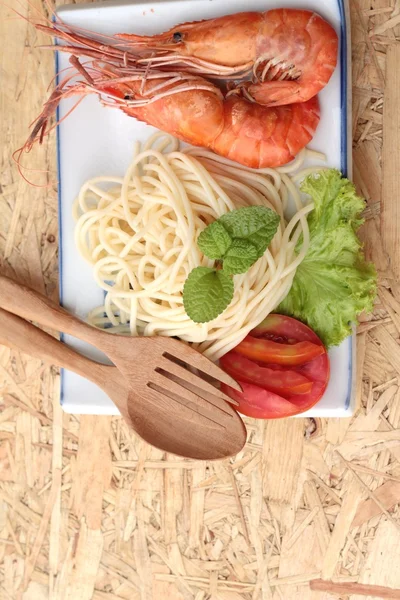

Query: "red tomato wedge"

xmin=221 ymin=382 xmax=305 ymax=419
xmin=219 ymin=352 xmax=313 ymax=397
xmin=220 ymin=315 xmax=330 ymax=419
xmin=256 ymin=354 xmax=329 ymax=383
xmin=296 ymin=353 xmax=330 ymax=384
xmin=221 ymin=378 xmax=326 ymax=419
xmin=234 ymin=336 xmax=325 ymax=366
xmin=251 ymin=314 xmax=324 ymax=345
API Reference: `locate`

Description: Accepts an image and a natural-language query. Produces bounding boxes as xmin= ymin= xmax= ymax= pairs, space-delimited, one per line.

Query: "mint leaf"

xmin=250 ymin=225 xmax=280 ymax=258
xmin=197 ymin=221 xmax=232 ymax=259
xmin=183 ymin=267 xmax=234 ymax=323
xmin=222 ymin=239 xmax=258 ymax=275
xmin=219 ymin=206 xmax=280 ymax=258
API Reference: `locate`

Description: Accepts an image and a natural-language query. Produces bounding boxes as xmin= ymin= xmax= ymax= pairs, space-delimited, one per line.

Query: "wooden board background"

xmin=1 ymin=1 xmax=400 ymax=599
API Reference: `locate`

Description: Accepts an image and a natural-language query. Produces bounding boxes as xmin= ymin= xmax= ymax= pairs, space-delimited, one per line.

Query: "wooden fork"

xmin=0 ymin=276 xmax=246 ymax=459
xmin=0 ymin=307 xmax=246 ymax=459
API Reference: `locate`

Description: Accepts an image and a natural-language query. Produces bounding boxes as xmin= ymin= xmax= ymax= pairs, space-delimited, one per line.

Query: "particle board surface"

xmin=1 ymin=1 xmax=400 ymax=599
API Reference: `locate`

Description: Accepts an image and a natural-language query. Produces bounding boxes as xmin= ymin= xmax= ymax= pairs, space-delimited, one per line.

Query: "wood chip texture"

xmin=1 ymin=1 xmax=400 ymax=599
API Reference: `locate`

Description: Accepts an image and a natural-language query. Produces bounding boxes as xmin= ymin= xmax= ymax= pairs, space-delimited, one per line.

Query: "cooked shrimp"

xmin=34 ymin=8 xmax=337 ymax=106
xmin=117 ymin=8 xmax=338 ymax=106
xmin=23 ymin=63 xmax=320 ymax=169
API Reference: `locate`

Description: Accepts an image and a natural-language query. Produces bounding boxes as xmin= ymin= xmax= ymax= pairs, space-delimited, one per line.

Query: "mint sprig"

xmin=183 ymin=206 xmax=280 ymax=323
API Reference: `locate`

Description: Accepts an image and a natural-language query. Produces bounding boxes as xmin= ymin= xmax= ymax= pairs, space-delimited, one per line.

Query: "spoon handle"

xmin=0 ymin=307 xmax=108 ymax=384
xmin=0 ymin=275 xmax=110 ymax=348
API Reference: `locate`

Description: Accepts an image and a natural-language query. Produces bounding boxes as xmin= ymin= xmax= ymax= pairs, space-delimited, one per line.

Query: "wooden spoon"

xmin=0 ymin=307 xmax=246 ymax=459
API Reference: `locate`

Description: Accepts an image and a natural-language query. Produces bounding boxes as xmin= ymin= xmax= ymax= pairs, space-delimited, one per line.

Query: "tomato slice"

xmin=234 ymin=336 xmax=325 ymax=366
xmin=251 ymin=314 xmax=324 ymax=346
xmin=220 ymin=352 xmax=313 ymax=397
xmin=221 ymin=381 xmax=304 ymax=419
xmin=254 ymin=354 xmax=330 ymax=384
xmin=296 ymin=353 xmax=330 ymax=384
xmin=220 ymin=315 xmax=330 ymax=419
xmin=221 ymin=365 xmax=328 ymax=419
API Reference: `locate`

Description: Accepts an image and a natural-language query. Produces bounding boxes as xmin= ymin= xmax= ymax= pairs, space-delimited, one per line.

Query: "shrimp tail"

xmin=211 ymin=95 xmax=320 ymax=169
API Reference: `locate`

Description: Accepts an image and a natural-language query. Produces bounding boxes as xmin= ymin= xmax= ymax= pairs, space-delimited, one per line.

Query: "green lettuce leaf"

xmin=278 ymin=169 xmax=377 ymax=346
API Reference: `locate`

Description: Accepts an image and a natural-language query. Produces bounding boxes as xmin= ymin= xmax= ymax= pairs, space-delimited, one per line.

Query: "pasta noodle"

xmin=73 ymin=134 xmax=318 ymax=361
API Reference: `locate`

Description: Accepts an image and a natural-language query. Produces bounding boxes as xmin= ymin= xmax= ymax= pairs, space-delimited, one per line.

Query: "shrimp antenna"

xmin=12 ymin=78 xmax=87 ymax=188
xmin=4 ymin=0 xmax=57 ymax=29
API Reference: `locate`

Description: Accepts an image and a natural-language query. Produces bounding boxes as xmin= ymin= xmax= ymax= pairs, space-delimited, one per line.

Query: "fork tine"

xmin=146 ymin=384 xmax=224 ymax=430
xmin=150 ymin=371 xmax=234 ymax=420
xmin=158 ymin=356 xmax=239 ymax=407
xmin=157 ymin=368 xmax=236 ymax=416
xmin=162 ymin=341 xmax=242 ymax=391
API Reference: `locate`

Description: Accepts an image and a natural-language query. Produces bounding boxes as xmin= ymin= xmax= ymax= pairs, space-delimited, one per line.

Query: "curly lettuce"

xmin=278 ymin=169 xmax=377 ymax=347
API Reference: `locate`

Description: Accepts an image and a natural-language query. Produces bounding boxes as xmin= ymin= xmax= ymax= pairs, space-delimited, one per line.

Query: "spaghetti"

xmin=73 ymin=134 xmax=321 ymax=360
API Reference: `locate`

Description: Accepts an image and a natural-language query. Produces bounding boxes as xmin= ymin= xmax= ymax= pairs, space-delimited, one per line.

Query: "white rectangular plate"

xmin=56 ymin=0 xmax=354 ymax=417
